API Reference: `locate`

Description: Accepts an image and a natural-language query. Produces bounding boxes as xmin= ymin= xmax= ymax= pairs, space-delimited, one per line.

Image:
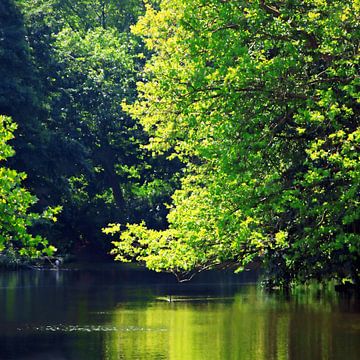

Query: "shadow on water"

xmin=0 ymin=263 xmax=359 ymax=360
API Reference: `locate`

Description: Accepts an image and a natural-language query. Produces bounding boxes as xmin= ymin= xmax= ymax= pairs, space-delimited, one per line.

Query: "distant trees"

xmin=108 ymin=0 xmax=360 ymax=286
xmin=0 ymin=0 xmax=46 ymax=185
xmin=0 ymin=0 xmax=179 ymax=254
xmin=0 ymin=0 xmax=59 ymax=262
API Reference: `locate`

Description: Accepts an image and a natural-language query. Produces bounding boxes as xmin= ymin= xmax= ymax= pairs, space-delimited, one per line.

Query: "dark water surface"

xmin=0 ymin=264 xmax=359 ymax=360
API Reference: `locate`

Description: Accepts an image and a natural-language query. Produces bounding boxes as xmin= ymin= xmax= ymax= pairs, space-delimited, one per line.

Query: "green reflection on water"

xmin=0 ymin=269 xmax=359 ymax=360
xmin=100 ymin=286 xmax=359 ymax=360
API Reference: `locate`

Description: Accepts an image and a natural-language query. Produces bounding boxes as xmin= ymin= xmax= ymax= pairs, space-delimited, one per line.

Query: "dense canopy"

xmin=0 ymin=0 xmax=178 ymax=257
xmin=108 ymin=0 xmax=360 ymax=286
xmin=0 ymin=0 xmax=358 ymax=285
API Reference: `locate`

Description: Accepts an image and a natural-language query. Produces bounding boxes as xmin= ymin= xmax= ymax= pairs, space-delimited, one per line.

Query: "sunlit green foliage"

xmin=0 ymin=116 xmax=60 ymax=258
xmin=108 ymin=0 xmax=360 ymax=285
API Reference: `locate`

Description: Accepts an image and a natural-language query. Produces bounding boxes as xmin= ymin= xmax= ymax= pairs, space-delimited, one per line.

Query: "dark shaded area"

xmin=0 ymin=0 xmax=180 ymax=257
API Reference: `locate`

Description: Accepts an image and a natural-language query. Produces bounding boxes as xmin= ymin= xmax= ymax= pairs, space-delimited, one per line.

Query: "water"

xmin=0 ymin=263 xmax=359 ymax=360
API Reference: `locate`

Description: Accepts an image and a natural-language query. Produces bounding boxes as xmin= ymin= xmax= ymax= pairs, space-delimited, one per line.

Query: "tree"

xmin=52 ymin=24 xmax=181 ymax=250
xmin=0 ymin=116 xmax=59 ymax=259
xmin=107 ymin=0 xmax=360 ymax=285
xmin=0 ymin=0 xmax=49 ymax=184
xmin=12 ymin=0 xmax=180 ymax=253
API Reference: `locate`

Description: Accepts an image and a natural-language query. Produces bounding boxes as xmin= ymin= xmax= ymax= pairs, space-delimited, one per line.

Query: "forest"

xmin=0 ymin=0 xmax=359 ymax=288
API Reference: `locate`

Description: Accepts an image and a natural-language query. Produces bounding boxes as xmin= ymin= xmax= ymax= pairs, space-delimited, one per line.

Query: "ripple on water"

xmin=17 ymin=324 xmax=168 ymax=333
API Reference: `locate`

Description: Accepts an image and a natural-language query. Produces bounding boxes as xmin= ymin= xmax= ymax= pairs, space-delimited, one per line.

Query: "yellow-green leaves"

xmin=0 ymin=116 xmax=59 ymax=259
xmin=108 ymin=0 xmax=359 ymax=285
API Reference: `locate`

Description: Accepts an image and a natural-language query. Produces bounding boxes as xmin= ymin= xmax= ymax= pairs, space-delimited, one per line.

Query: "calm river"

xmin=0 ymin=263 xmax=359 ymax=360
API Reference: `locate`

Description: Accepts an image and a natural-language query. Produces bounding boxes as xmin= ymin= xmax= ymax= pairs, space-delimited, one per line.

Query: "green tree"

xmin=52 ymin=0 xmax=145 ymax=32
xmin=107 ymin=0 xmax=359 ymax=286
xmin=0 ymin=115 xmax=59 ymax=260
xmin=13 ymin=0 xmax=180 ymax=253
xmin=0 ymin=0 xmax=49 ymax=184
xmin=52 ymin=25 xmax=180 ymax=250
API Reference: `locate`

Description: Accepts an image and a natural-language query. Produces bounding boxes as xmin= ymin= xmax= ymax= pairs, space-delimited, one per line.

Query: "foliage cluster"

xmin=0 ymin=115 xmax=59 ymax=260
xmin=107 ymin=0 xmax=360 ymax=286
